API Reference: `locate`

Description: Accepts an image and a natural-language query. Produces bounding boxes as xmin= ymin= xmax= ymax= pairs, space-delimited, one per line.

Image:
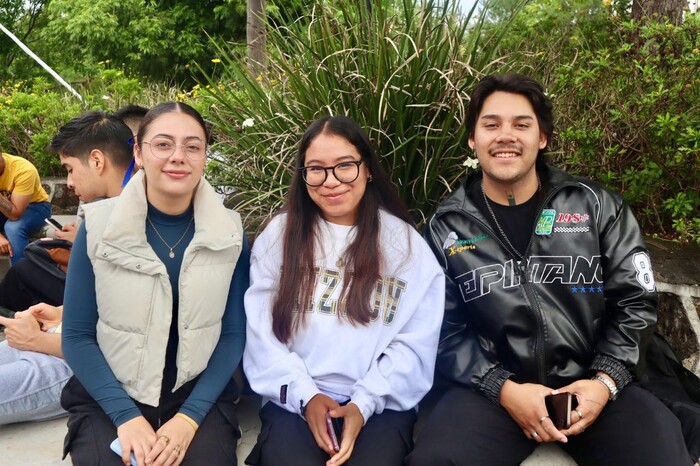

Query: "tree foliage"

xmin=0 ymin=0 xmax=312 ymax=85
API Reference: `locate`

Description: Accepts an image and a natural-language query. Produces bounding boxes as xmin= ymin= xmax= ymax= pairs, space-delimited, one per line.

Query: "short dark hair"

xmin=466 ymin=74 xmax=554 ymax=163
xmin=49 ymin=111 xmax=134 ymax=170
xmin=113 ymin=104 xmax=149 ymax=134
xmin=137 ymin=102 xmax=210 ymax=146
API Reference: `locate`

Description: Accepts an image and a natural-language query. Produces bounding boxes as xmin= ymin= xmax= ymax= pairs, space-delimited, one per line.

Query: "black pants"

xmin=245 ymin=402 xmax=416 ymax=466
xmin=61 ymin=376 xmax=240 ymax=465
xmin=406 ymin=385 xmax=693 ymax=466
xmin=0 ymin=257 xmax=64 ymax=311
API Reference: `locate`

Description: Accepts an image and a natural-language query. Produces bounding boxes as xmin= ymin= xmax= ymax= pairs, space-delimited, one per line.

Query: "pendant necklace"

xmin=147 ymin=216 xmax=194 ymax=259
xmin=480 ymin=177 xmax=540 ymax=261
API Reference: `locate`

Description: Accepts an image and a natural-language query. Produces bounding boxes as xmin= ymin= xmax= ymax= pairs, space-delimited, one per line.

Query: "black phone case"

xmin=545 ymin=392 xmax=578 ymax=429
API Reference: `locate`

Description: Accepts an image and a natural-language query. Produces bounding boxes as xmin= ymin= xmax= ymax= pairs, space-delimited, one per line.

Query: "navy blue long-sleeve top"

xmin=62 ymin=203 xmax=249 ymax=427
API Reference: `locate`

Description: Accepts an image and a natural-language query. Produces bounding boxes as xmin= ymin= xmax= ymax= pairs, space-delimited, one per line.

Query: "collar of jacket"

xmin=98 ymin=170 xmax=241 ymax=256
xmin=434 ymin=164 xmax=583 ymax=219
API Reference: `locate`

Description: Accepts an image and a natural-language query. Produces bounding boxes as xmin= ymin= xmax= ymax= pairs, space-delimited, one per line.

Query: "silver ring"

xmin=531 ymin=431 xmax=539 ymax=439
xmin=576 ymin=409 xmax=584 ymax=419
xmin=539 ymin=415 xmax=549 ymax=424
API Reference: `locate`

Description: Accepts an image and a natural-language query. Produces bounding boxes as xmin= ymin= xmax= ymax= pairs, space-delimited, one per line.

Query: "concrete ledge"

xmin=0 ymin=394 xmax=577 ymax=466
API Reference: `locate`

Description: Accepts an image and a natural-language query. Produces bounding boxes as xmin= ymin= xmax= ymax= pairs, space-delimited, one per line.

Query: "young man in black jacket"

xmin=407 ymin=73 xmax=693 ymax=465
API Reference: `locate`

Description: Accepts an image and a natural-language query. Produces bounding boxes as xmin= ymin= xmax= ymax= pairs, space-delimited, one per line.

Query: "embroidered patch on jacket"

xmin=632 ymin=251 xmax=656 ymax=292
xmin=555 ymin=212 xmax=590 ymax=224
xmin=535 ymin=209 xmax=556 ymax=235
xmin=443 ymin=232 xmax=489 ymax=255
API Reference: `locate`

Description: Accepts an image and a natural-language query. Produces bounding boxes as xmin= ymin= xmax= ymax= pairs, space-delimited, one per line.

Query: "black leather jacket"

xmin=424 ymin=166 xmax=657 ymax=403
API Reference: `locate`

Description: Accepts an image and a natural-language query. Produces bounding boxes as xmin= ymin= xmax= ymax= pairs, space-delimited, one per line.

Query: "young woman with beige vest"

xmin=61 ymin=102 xmax=249 ymax=466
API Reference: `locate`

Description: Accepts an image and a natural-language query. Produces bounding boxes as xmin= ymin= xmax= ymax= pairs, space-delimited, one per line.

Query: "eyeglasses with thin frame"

xmin=141 ymin=136 xmax=207 ymax=161
xmin=299 ymin=160 xmax=364 ymax=187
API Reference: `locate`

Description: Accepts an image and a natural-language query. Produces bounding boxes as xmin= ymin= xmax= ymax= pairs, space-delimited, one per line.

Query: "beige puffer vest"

xmin=83 ymin=171 xmax=242 ymax=406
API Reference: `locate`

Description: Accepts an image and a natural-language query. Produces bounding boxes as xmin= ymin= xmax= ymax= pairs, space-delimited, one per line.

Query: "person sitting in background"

xmin=0 ymin=111 xmax=134 ymax=427
xmin=0 ymin=150 xmax=51 ymax=265
xmin=0 ymin=303 xmax=69 ymax=425
xmin=113 ymin=104 xmax=149 ymax=186
xmin=0 ymin=111 xmax=134 ymax=312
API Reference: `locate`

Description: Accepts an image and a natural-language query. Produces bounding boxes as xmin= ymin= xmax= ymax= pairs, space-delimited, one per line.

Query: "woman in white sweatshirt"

xmin=243 ymin=115 xmax=445 ymax=466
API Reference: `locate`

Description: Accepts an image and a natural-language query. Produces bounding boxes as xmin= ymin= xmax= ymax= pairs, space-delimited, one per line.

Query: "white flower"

xmin=102 ymin=95 xmax=111 ymax=100
xmin=463 ymin=157 xmax=479 ymax=170
xmin=242 ymin=118 xmax=254 ymax=128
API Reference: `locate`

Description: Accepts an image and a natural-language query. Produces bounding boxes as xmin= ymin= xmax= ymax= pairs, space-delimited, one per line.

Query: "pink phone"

xmin=326 ymin=411 xmax=340 ymax=452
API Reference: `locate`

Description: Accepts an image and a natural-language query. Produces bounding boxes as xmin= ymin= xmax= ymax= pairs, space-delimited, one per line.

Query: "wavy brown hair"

xmin=271 ymin=116 xmax=413 ymax=343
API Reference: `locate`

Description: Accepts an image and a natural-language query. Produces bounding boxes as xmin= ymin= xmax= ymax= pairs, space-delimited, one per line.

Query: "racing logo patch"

xmin=535 ymin=209 xmax=556 ymax=235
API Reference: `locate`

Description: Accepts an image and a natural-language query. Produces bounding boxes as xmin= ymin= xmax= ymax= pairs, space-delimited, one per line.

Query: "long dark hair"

xmin=271 ymin=115 xmax=413 ymax=343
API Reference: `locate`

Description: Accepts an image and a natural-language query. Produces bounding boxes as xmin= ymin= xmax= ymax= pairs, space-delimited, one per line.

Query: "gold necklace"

xmin=147 ymin=216 xmax=194 ymax=259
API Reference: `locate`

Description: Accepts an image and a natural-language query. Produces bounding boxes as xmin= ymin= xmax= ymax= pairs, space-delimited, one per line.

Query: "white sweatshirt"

xmin=243 ymin=211 xmax=445 ymax=424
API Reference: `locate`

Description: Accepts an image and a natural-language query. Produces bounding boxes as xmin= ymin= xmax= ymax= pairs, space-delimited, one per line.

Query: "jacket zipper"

xmin=433 ymin=185 xmax=564 ymax=385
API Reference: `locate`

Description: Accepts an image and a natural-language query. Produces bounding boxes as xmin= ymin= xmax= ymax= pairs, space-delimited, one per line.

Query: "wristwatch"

xmin=592 ymin=374 xmax=619 ymax=401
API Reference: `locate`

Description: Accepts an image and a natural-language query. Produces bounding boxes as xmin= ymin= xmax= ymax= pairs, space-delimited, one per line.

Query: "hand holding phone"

xmin=110 ymin=438 xmax=137 ymax=465
xmin=44 ymin=218 xmax=63 ymax=230
xmin=326 ymin=411 xmax=340 ymax=452
xmin=545 ymin=392 xmax=577 ymax=429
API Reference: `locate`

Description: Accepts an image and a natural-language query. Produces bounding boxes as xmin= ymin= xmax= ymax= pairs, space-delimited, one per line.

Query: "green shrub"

xmin=549 ymin=15 xmax=700 ymax=244
xmin=0 ymin=65 xmax=179 ymax=177
xmin=198 ymin=0 xmax=518 ymax=229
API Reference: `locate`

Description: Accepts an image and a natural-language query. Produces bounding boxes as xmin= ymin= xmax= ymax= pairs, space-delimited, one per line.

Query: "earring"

xmin=368 ymin=175 xmax=373 ymax=182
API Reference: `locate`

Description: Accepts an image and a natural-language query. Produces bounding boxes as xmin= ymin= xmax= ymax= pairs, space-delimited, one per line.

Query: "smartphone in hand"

xmin=326 ymin=411 xmax=340 ymax=452
xmin=110 ymin=438 xmax=137 ymax=465
xmin=545 ymin=392 xmax=578 ymax=429
xmin=44 ymin=218 xmax=63 ymax=230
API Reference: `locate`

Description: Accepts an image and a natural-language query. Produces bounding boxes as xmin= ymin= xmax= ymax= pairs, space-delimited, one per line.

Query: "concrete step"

xmin=0 ymin=392 xmax=577 ymax=465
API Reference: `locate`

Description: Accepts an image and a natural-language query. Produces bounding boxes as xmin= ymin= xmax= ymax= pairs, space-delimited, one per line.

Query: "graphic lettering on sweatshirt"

xmin=306 ymin=266 xmax=407 ymax=325
xmin=455 ymin=255 xmax=602 ymax=302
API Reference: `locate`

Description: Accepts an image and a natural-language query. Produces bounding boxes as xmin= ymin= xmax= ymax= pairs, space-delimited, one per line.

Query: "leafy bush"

xmin=549 ymin=15 xmax=700 ymax=244
xmin=0 ymin=65 xmax=177 ymax=177
xmin=198 ymin=0 xmax=517 ymax=229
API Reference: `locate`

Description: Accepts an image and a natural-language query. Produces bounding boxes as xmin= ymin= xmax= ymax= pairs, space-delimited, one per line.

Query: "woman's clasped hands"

xmin=305 ymin=393 xmax=365 ymax=466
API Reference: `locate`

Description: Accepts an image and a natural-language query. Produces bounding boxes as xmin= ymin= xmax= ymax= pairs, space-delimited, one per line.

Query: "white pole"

xmin=0 ymin=22 xmax=83 ymax=101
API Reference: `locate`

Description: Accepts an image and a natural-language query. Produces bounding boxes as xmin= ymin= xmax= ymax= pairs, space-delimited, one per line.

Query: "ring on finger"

xmin=531 ymin=431 xmax=539 ymax=439
xmin=173 ymin=444 xmax=182 ymax=456
xmin=580 ymin=426 xmax=586 ymax=434
xmin=576 ymin=409 xmax=584 ymax=420
xmin=539 ymin=415 xmax=549 ymax=424
xmin=159 ymin=435 xmax=170 ymax=446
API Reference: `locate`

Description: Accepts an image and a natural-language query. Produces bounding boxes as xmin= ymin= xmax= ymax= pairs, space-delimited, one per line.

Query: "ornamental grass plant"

xmin=199 ymin=0 xmax=519 ymax=229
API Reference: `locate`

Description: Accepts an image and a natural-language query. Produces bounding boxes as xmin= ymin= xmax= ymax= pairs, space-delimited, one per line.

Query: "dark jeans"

xmin=406 ymin=385 xmax=693 ymax=466
xmin=245 ymin=401 xmax=416 ymax=466
xmin=61 ymin=376 xmax=241 ymax=466
xmin=0 ymin=257 xmax=64 ymax=311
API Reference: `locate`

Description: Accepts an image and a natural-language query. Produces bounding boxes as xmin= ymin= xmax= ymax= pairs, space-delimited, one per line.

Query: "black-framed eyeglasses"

xmin=299 ymin=160 xmax=364 ymax=187
xmin=141 ymin=136 xmax=207 ymax=161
